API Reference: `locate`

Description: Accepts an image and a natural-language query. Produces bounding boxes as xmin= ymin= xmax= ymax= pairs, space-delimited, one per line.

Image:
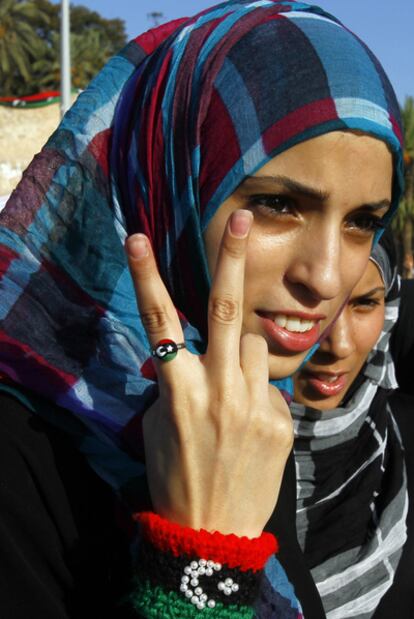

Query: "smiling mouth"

xmin=257 ymin=311 xmax=323 ymax=353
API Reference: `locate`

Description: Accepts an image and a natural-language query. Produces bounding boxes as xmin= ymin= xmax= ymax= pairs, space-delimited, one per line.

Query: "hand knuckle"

xmin=273 ymin=417 xmax=294 ymax=449
xmin=141 ymin=306 xmax=170 ymax=335
xmin=132 ymin=259 xmax=154 ymax=280
xmin=223 ymin=237 xmax=246 ymax=259
xmin=209 ymin=295 xmax=239 ymax=324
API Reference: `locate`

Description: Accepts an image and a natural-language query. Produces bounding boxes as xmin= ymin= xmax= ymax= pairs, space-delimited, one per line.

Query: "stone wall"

xmin=0 ymin=101 xmax=72 ymax=197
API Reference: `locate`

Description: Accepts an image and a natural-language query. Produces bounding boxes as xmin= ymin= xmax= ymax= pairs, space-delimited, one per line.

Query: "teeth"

xmin=316 ymin=373 xmax=339 ymax=383
xmin=286 ymin=318 xmax=301 ymax=332
xmin=274 ymin=315 xmax=315 ymax=333
xmin=326 ymin=375 xmax=338 ymax=383
xmin=274 ymin=315 xmax=287 ymax=328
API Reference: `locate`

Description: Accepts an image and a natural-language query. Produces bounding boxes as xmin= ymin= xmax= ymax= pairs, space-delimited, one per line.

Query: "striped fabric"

xmin=0 ymin=1 xmax=405 ymax=612
xmin=292 ymin=249 xmax=408 ymax=618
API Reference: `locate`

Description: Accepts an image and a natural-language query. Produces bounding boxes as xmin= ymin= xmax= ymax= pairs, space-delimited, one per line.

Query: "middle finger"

xmin=206 ymin=209 xmax=253 ymax=374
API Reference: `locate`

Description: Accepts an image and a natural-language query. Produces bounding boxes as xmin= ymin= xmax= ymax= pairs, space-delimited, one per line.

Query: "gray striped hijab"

xmin=292 ymin=244 xmax=408 ymax=619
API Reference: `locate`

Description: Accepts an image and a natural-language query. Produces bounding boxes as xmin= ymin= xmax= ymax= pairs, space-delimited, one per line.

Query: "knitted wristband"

xmin=135 ymin=512 xmax=278 ymax=571
xmin=130 ymin=512 xmax=278 ymax=616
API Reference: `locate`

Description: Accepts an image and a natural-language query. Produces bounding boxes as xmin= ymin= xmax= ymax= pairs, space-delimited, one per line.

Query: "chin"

xmin=293 ymin=383 xmax=345 ymax=409
xmin=301 ymin=395 xmax=342 ymax=409
xmin=268 ymin=351 xmax=308 ymax=381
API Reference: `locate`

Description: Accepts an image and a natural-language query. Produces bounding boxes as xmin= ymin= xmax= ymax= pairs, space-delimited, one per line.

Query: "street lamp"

xmin=60 ymin=0 xmax=71 ymax=118
xmin=147 ymin=12 xmax=164 ymax=27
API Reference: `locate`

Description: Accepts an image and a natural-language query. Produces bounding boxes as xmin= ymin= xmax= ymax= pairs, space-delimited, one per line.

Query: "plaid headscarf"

xmin=292 ymin=245 xmax=408 ymax=618
xmin=0 ymin=1 xmax=404 ymax=497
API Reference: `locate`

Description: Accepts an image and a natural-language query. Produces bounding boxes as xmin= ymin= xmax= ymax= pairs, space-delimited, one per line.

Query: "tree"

xmin=32 ymin=28 xmax=113 ymax=90
xmin=34 ymin=2 xmax=127 ymax=91
xmin=0 ymin=0 xmax=49 ymax=95
xmin=0 ymin=0 xmax=127 ymax=96
xmin=393 ymin=97 xmax=414 ymax=278
xmin=70 ymin=5 xmax=126 ymax=53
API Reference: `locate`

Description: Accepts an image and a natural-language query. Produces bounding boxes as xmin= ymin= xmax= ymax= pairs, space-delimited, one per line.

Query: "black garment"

xmin=373 ymin=390 xmax=414 ymax=618
xmin=0 ymin=390 xmax=325 ymax=618
xmin=0 ymin=391 xmax=133 ymax=619
xmin=373 ymin=278 xmax=414 ymax=615
xmin=266 ymin=452 xmax=326 ymax=619
xmin=390 ymin=279 xmax=414 ymax=396
xmin=356 ymin=279 xmax=414 ymax=616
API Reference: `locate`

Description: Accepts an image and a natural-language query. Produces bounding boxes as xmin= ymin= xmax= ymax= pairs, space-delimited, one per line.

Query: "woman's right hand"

xmin=125 ymin=209 xmax=293 ymax=538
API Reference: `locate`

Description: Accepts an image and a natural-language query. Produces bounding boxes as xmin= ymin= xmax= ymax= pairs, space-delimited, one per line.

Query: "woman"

xmin=0 ymin=1 xmax=403 ymax=617
xmin=292 ymin=235 xmax=412 ymax=617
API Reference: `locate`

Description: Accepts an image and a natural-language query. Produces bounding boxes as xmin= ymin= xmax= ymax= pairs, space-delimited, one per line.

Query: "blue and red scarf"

xmin=0 ymin=0 xmax=404 ymax=496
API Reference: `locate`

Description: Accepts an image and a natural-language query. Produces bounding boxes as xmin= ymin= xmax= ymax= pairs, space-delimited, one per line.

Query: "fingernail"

xmin=229 ymin=210 xmax=253 ymax=238
xmin=126 ymin=234 xmax=149 ymax=260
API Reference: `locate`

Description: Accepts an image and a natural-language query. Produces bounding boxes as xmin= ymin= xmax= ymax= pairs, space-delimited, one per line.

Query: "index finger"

xmin=125 ymin=234 xmax=186 ymax=374
xmin=206 ymin=209 xmax=253 ymax=374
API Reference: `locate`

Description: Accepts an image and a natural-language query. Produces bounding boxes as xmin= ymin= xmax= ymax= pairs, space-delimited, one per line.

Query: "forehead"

xmin=255 ymin=131 xmax=393 ymax=201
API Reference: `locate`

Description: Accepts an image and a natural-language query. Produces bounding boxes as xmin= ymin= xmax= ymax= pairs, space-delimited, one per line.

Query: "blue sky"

xmin=66 ymin=0 xmax=413 ymax=103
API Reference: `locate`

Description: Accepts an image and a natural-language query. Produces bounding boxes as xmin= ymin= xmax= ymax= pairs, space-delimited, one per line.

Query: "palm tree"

xmin=33 ymin=29 xmax=113 ymax=91
xmin=70 ymin=29 xmax=112 ymax=88
xmin=393 ymin=97 xmax=414 ymax=278
xmin=0 ymin=0 xmax=49 ymax=95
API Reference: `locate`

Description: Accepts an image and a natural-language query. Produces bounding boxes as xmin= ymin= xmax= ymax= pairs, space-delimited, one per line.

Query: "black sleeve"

xmin=0 ymin=391 xmax=133 ymax=619
xmin=390 ymin=279 xmax=414 ymax=395
xmin=373 ymin=391 xmax=414 ymax=617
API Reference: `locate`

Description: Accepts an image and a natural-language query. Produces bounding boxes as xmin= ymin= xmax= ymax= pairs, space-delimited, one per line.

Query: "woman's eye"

xmin=353 ymin=297 xmax=381 ymax=310
xmin=248 ymin=194 xmax=296 ymax=217
xmin=346 ymin=212 xmax=385 ymax=235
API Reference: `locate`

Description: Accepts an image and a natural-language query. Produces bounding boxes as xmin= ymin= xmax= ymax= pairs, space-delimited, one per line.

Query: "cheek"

xmin=342 ymin=244 xmax=373 ymax=295
xmin=243 ymin=234 xmax=291 ymax=299
xmin=355 ymin=308 xmax=385 ymax=356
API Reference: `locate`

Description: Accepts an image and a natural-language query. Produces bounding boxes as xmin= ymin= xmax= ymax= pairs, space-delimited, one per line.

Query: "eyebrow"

xmin=355 ymin=286 xmax=386 ymax=297
xmin=244 ymin=174 xmax=391 ymax=211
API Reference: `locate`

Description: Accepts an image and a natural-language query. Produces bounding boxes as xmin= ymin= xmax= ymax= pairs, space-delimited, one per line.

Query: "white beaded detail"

xmin=217 ymin=576 xmax=240 ymax=597
xmin=180 ymin=558 xmax=240 ymax=610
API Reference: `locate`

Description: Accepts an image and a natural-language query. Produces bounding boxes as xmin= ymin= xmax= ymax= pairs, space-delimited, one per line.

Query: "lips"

xmin=258 ymin=311 xmax=323 ymax=353
xmin=305 ymin=371 xmax=348 ymax=397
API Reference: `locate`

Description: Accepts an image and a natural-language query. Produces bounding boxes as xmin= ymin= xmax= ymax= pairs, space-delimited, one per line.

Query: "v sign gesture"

xmin=126 ymin=209 xmax=293 ymax=539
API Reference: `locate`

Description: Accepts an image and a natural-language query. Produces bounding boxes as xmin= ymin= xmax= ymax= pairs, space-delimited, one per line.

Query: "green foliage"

xmin=393 ymin=99 xmax=414 ymax=223
xmin=0 ymin=0 xmax=127 ymax=96
xmin=401 ymin=96 xmax=414 ymax=158
xmin=392 ymin=197 xmax=411 ymax=235
xmin=0 ymin=0 xmax=49 ymax=95
xmin=392 ymin=97 xmax=414 ymax=276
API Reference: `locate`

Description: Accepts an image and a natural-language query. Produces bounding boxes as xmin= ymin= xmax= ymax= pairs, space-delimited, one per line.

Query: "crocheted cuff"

xmin=129 ymin=512 xmax=278 ymax=617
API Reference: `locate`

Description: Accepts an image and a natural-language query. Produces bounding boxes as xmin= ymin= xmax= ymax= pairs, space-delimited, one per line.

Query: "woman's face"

xmin=293 ymin=260 xmax=386 ymax=408
xmin=204 ymin=131 xmax=392 ymax=380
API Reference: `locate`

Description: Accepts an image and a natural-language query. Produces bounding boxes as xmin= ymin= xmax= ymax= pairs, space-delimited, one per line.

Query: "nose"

xmin=286 ymin=222 xmax=342 ymax=301
xmin=319 ymin=309 xmax=356 ymax=360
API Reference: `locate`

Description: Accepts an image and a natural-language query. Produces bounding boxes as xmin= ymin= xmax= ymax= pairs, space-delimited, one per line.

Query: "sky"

xmin=64 ymin=0 xmax=413 ymax=103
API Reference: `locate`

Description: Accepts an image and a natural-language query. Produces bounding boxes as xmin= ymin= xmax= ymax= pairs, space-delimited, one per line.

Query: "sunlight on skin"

xmin=204 ymin=131 xmax=392 ymax=379
xmin=293 ymin=260 xmax=386 ymax=408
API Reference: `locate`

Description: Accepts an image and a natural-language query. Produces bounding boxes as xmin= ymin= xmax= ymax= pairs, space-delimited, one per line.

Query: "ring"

xmin=151 ymin=339 xmax=186 ymax=362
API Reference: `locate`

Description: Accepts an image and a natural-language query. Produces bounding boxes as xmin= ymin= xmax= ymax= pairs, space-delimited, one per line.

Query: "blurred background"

xmin=0 ymin=0 xmax=413 ymax=274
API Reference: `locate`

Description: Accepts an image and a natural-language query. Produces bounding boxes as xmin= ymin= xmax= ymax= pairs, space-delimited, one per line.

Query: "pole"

xmin=60 ymin=0 xmax=71 ymax=118
xmin=147 ymin=12 xmax=164 ymax=27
